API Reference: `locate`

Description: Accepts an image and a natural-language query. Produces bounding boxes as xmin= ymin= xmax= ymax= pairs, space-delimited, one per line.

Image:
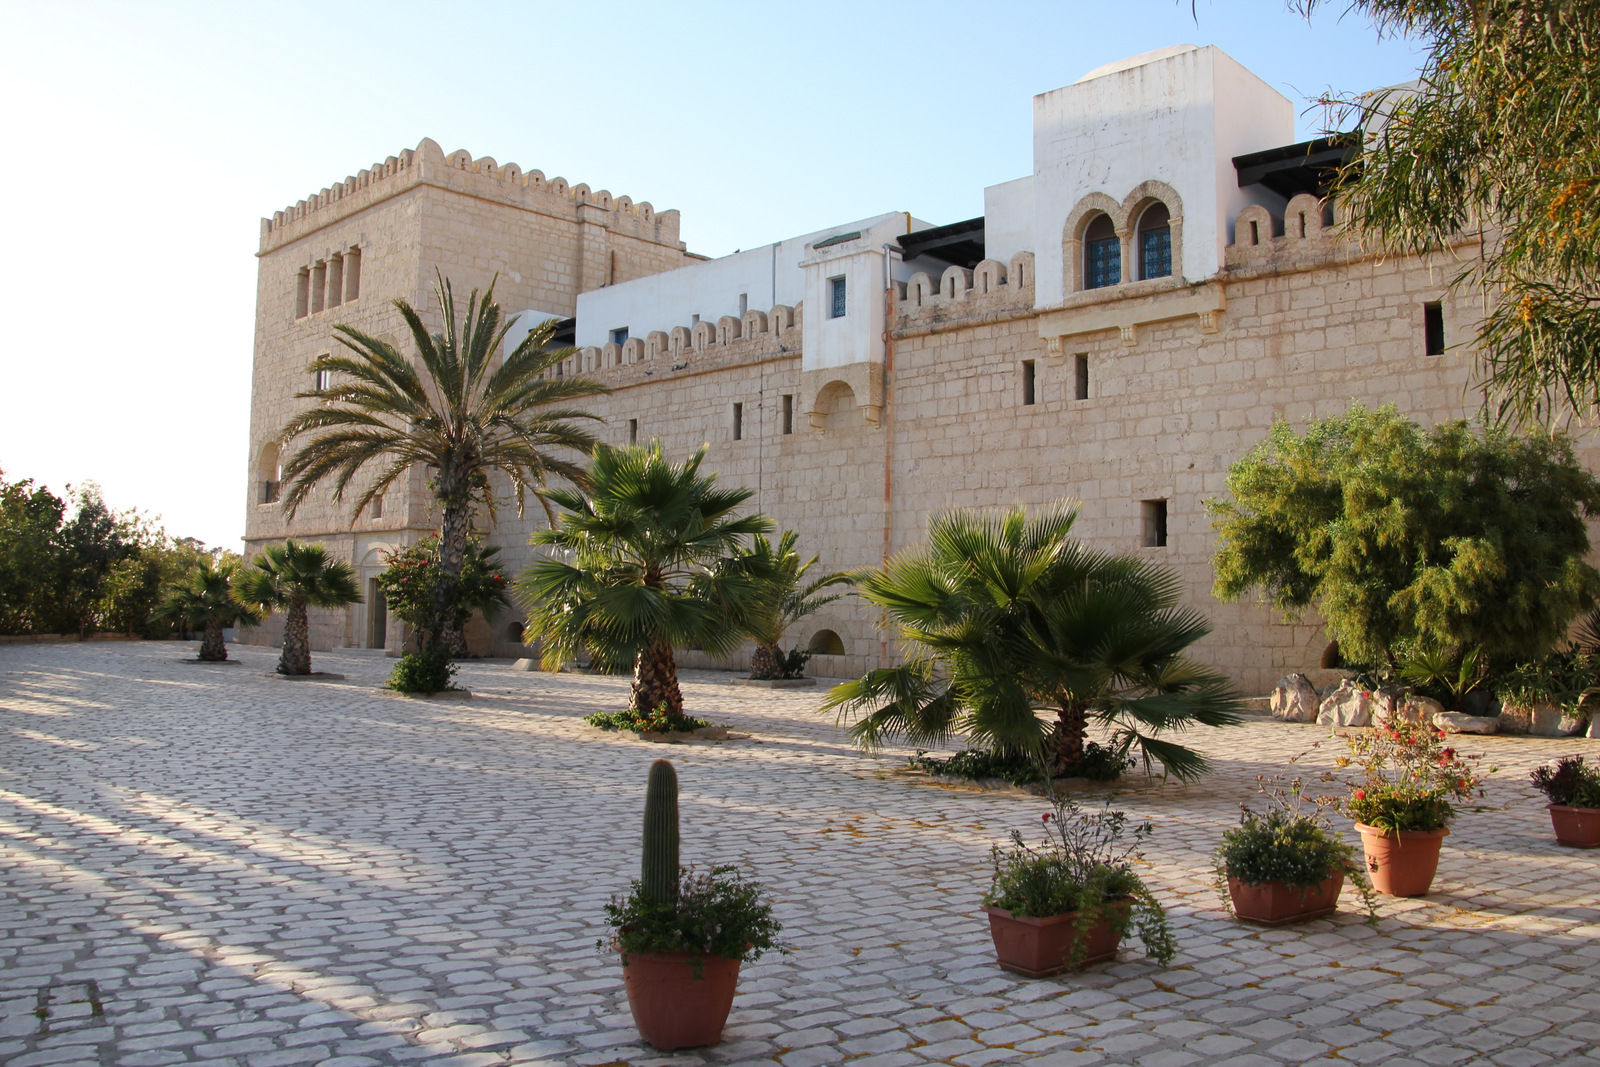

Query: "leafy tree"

xmin=234 ymin=540 xmax=360 ymax=675
xmin=1301 ymin=0 xmax=1600 ymax=421
xmin=51 ymin=484 xmax=142 ymax=636
xmin=714 ymin=529 xmax=852 ymax=679
xmin=0 ymin=472 xmax=67 ymax=635
xmin=1209 ymin=404 xmax=1600 ymax=668
xmin=376 ymin=535 xmax=511 ymax=653
xmin=276 ymin=272 xmax=607 ymax=655
xmin=822 ymin=503 xmax=1243 ymax=782
xmin=518 ymin=442 xmax=773 ymax=719
xmin=155 ymin=559 xmax=261 ymax=661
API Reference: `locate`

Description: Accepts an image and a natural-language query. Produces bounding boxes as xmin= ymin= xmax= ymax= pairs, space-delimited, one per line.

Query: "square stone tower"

xmin=245 ymin=138 xmax=694 ymax=651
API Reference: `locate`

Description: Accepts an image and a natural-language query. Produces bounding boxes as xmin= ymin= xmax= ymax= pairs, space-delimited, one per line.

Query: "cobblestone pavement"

xmin=2 ymin=641 xmax=1599 ymax=1067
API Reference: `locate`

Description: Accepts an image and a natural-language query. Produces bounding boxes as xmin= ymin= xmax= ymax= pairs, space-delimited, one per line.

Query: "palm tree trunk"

xmin=750 ymin=642 xmax=783 ymax=680
xmin=632 ymin=641 xmax=684 ymax=718
xmin=430 ymin=492 xmax=470 ymax=656
xmin=200 ymin=620 xmax=227 ymax=662
xmin=280 ymin=598 xmax=312 ymax=675
xmin=1047 ymin=700 xmax=1089 ymax=777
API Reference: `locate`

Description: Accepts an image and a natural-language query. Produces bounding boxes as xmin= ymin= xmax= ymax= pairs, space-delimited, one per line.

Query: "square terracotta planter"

xmin=984 ymin=901 xmax=1129 ymax=977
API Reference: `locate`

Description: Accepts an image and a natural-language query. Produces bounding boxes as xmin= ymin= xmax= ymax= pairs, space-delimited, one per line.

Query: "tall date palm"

xmin=518 ymin=442 xmax=773 ymax=718
xmin=277 ymin=272 xmax=607 ymax=652
xmin=822 ymin=502 xmax=1243 ymax=781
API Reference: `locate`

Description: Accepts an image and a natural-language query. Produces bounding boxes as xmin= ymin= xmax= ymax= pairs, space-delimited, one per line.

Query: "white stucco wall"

xmin=982 ymin=176 xmax=1035 ymax=267
xmin=574 ymin=212 xmax=917 ymax=348
xmin=1029 ymin=44 xmax=1294 ymax=309
xmin=502 ymin=307 xmax=566 ymax=358
xmin=800 ymin=215 xmax=931 ymax=373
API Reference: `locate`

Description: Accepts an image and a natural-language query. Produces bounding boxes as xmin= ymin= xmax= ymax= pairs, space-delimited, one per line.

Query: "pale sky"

xmin=0 ymin=0 xmax=1426 ymax=551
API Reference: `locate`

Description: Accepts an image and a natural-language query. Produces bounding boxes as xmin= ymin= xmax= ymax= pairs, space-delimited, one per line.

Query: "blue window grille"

xmin=1086 ymin=238 xmax=1120 ymax=289
xmin=1140 ymin=227 xmax=1172 ymax=280
xmin=828 ymin=276 xmax=847 ymax=318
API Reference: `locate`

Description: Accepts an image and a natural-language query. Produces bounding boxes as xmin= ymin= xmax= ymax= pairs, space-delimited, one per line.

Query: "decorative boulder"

xmin=1375 ymin=693 xmax=1439 ymax=726
xmin=1271 ymin=674 xmax=1320 ymax=723
xmin=1317 ymin=680 xmax=1375 ymax=728
xmin=1529 ymin=705 xmax=1586 ymax=737
xmin=1433 ymin=711 xmax=1498 ymax=735
xmin=1498 ymin=703 xmax=1535 ymax=735
xmin=1588 ymin=716 xmax=1600 ymax=740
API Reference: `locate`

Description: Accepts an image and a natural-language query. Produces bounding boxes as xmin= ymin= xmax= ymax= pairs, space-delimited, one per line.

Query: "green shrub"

xmin=909 ymin=742 xmax=1134 ymax=786
xmin=603 ymin=864 xmax=782 ymax=965
xmin=387 ymin=649 xmax=457 ymax=694
xmin=584 ymin=703 xmax=709 ymax=733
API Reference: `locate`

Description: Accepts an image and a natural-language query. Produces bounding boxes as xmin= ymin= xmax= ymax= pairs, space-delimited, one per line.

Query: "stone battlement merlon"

xmin=258 ymin=138 xmax=683 ymax=256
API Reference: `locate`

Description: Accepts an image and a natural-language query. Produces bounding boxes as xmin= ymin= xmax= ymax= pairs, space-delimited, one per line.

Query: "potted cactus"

xmin=603 ymin=759 xmax=781 ymax=1051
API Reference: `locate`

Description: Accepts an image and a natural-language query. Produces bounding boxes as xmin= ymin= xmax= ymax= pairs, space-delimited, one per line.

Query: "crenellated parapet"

xmin=892 ymin=252 xmax=1035 ymax=331
xmin=557 ymin=303 xmax=805 ymax=386
xmin=1224 ymin=194 xmax=1356 ymax=274
xmin=259 ymin=137 xmax=682 ymax=254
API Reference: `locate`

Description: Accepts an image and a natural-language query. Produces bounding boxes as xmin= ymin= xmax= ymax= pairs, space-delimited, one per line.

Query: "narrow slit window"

xmin=1424 ymin=302 xmax=1445 ymax=356
xmin=828 ymin=275 xmax=847 ymax=319
xmin=628 ymin=418 xmax=638 ymax=444
xmin=370 ymin=494 xmax=384 ymax=520
xmin=1074 ymin=354 xmax=1090 ymax=400
xmin=732 ymin=402 xmax=743 ymax=441
xmin=1022 ymin=359 xmax=1036 ymax=406
xmin=1141 ymin=499 xmax=1169 ymax=548
xmin=781 ymin=394 xmax=793 ymax=435
xmin=313 ymin=368 xmax=331 ymax=392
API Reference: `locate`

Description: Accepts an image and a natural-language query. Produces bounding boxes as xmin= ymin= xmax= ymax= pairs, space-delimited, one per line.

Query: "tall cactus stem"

xmin=641 ymin=759 xmax=680 ymax=906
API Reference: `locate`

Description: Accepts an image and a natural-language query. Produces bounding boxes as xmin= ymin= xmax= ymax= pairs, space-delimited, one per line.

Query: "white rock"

xmin=1271 ymin=673 xmax=1320 ymax=723
xmin=1317 ymin=679 xmax=1374 ymax=728
xmin=1433 ymin=711 xmax=1498 ymax=735
xmin=1529 ymin=705 xmax=1586 ymax=737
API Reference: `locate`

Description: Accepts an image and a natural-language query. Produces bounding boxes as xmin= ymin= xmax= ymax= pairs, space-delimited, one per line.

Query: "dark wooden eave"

xmin=1233 ymin=132 xmax=1361 ymax=199
xmin=898 ymin=216 xmax=987 ymax=269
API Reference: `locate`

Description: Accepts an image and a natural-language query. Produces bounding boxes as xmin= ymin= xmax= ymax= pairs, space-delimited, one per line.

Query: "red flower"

xmin=1438 ymin=748 xmax=1456 ymax=763
xmin=1354 ymin=789 xmax=1367 ymax=800
xmin=1042 ymin=813 xmax=1052 ymax=823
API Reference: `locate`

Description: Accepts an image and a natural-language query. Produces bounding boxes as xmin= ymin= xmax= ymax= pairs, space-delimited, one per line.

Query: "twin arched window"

xmin=1082 ymin=201 xmax=1173 ymax=290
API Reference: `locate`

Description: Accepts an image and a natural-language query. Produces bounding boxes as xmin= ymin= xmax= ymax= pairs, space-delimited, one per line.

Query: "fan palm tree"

xmin=821 ymin=502 xmax=1243 ymax=781
xmin=715 ymin=529 xmax=853 ymax=679
xmin=234 ymin=541 xmax=360 ymax=675
xmin=154 ymin=559 xmax=261 ymax=662
xmin=276 ymin=271 xmax=607 ymax=653
xmin=518 ymin=441 xmax=773 ymax=718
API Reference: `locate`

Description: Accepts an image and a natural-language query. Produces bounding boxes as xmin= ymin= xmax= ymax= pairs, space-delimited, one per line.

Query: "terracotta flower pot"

xmin=984 ymin=901 xmax=1129 ymax=977
xmin=621 ymin=951 xmax=741 ymax=1051
xmin=1226 ymin=871 xmax=1344 ymax=925
xmin=1355 ymin=823 xmax=1447 ymax=897
xmin=1547 ymin=804 xmax=1600 ymax=848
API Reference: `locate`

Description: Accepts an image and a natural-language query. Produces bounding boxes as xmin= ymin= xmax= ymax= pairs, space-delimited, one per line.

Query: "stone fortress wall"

xmin=245 ymin=46 xmax=1593 ymax=693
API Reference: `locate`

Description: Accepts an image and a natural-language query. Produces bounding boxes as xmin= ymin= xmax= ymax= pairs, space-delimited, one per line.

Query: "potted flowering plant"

xmin=982 ymin=795 xmax=1174 ymax=976
xmin=1338 ymin=718 xmax=1487 ymax=896
xmin=1530 ymin=756 xmax=1600 ymax=848
xmin=603 ymin=760 xmax=781 ymax=1051
xmin=1213 ymin=762 xmax=1377 ymax=925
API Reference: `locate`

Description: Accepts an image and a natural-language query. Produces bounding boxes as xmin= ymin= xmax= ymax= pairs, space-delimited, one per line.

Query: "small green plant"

xmin=1397 ymin=645 xmax=1488 ymax=712
xmin=1498 ymin=647 xmax=1600 ymax=716
xmin=387 ymin=649 xmax=457 ymax=694
xmin=1530 ymin=756 xmax=1600 ymax=809
xmin=584 ymin=702 xmax=710 ymax=733
xmin=984 ymin=795 xmax=1174 ymax=966
xmin=603 ymin=759 xmax=781 ymax=968
xmin=909 ymin=741 xmax=1133 ymax=786
xmin=1212 ymin=760 xmax=1376 ymax=922
xmin=1339 ymin=718 xmax=1489 ymax=832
